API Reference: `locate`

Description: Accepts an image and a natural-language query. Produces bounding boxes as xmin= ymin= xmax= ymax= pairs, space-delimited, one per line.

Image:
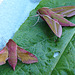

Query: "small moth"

xmin=0 ymin=39 xmax=38 ymax=71
xmin=37 ymin=6 xmax=75 ymax=37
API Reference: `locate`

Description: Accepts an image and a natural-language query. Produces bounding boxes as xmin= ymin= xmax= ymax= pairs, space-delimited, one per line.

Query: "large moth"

xmin=0 ymin=39 xmax=38 ymax=71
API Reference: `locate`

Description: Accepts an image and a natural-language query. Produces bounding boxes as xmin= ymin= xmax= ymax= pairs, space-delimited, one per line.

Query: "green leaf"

xmin=0 ymin=0 xmax=75 ymax=75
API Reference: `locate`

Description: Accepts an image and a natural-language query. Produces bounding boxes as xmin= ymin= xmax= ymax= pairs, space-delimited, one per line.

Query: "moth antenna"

xmin=31 ymin=14 xmax=39 ymax=17
xmin=33 ymin=16 xmax=40 ymax=26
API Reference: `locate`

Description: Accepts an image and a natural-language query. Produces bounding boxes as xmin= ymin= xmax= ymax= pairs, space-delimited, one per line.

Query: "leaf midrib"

xmin=50 ymin=31 xmax=75 ymax=74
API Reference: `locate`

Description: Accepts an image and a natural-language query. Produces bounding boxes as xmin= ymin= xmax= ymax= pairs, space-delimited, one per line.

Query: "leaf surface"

xmin=0 ymin=0 xmax=75 ymax=75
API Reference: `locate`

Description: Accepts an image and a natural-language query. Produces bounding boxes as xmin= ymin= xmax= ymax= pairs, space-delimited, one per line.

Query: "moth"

xmin=0 ymin=39 xmax=38 ymax=71
xmin=37 ymin=6 xmax=75 ymax=37
xmin=51 ymin=6 xmax=75 ymax=17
